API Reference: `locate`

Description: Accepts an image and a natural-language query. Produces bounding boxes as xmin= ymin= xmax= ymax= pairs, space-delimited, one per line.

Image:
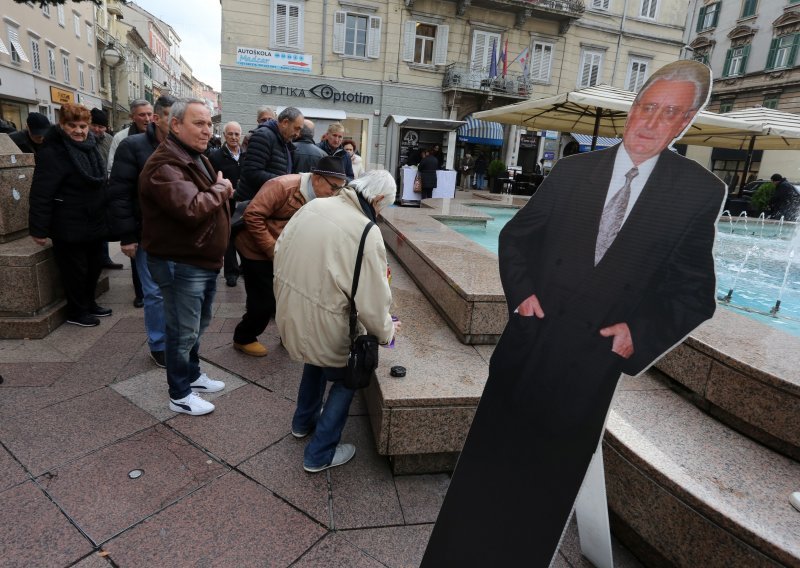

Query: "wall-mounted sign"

xmin=543 ymin=151 xmax=555 ymax=160
xmin=236 ymin=47 xmax=312 ymax=74
xmin=259 ymin=83 xmax=374 ymax=105
xmin=545 ymin=130 xmax=559 ymax=140
xmin=50 ymin=86 xmax=74 ymax=105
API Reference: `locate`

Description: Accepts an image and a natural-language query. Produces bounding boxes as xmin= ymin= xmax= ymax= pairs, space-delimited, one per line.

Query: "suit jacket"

xmin=499 ymin=144 xmax=725 ymax=375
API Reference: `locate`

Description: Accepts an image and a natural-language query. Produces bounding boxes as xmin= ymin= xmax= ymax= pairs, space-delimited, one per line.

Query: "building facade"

xmin=1 ymin=1 xmax=101 ymax=129
xmin=221 ymin=0 xmax=688 ymax=172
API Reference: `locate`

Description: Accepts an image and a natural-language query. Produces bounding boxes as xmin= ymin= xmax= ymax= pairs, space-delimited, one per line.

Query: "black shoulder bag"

xmin=344 ymin=221 xmax=380 ymax=390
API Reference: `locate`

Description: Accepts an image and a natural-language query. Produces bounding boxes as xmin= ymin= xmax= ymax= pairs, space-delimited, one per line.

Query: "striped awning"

xmin=571 ymin=133 xmax=621 ymax=150
xmin=457 ymin=115 xmax=504 ymax=146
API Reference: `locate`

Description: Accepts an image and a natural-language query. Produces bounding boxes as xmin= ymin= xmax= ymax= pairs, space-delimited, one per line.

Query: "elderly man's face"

xmin=223 ymin=124 xmax=242 ymax=150
xmin=152 ymin=106 xmax=172 ymax=141
xmin=278 ymin=116 xmax=304 ymax=142
xmin=310 ymin=174 xmax=344 ymax=197
xmin=89 ymin=124 xmax=107 ymax=138
xmin=131 ymin=104 xmax=154 ymax=132
xmin=171 ymin=103 xmax=212 ymax=153
xmin=623 ymin=79 xmax=697 ymax=165
xmin=257 ymin=111 xmax=275 ymax=125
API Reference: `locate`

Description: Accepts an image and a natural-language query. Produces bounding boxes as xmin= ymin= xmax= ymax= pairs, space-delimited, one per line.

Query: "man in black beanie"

xmin=9 ymin=112 xmax=50 ymax=157
xmin=90 ymin=108 xmax=112 ymax=163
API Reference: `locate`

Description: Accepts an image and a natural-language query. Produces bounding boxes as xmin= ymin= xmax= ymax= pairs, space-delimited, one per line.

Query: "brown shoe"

xmin=234 ymin=341 xmax=268 ymax=357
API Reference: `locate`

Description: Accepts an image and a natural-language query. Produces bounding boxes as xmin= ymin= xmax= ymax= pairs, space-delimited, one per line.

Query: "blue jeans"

xmin=292 ymin=364 xmax=355 ymax=468
xmin=147 ymin=257 xmax=217 ymax=399
xmin=135 ymin=247 xmax=166 ymax=352
xmin=475 ymin=172 xmax=487 ymax=189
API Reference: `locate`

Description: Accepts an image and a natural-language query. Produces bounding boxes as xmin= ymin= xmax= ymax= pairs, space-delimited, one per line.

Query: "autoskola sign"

xmin=260 ymin=83 xmax=374 ymax=105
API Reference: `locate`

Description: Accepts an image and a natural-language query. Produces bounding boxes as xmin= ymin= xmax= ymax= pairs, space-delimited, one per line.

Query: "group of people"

xmin=19 ymin=99 xmax=398 ymax=474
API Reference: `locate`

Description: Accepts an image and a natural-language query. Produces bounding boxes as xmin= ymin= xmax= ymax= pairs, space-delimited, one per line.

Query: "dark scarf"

xmin=58 ymin=127 xmax=106 ymax=184
xmin=356 ymin=190 xmax=377 ymax=223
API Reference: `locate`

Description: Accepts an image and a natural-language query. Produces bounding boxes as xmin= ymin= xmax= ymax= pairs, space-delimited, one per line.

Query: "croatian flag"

xmin=512 ymin=47 xmax=530 ymax=73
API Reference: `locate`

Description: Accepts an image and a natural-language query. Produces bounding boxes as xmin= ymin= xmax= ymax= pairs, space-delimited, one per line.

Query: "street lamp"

xmin=101 ymin=44 xmax=124 ymax=130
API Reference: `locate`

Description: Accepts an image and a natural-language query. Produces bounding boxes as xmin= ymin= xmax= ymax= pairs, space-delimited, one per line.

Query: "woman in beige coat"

xmin=274 ymin=170 xmax=397 ymax=472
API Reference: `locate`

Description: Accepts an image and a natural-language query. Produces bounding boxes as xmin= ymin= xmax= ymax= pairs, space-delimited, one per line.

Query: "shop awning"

xmin=384 ymin=115 xmax=466 ymax=131
xmin=457 ymin=115 xmax=504 ymax=146
xmin=571 ymin=133 xmax=621 ymax=150
xmin=276 ymin=107 xmax=347 ymax=120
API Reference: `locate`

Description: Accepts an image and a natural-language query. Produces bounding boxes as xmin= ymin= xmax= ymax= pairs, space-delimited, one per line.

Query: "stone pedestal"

xmin=0 ymin=133 xmax=108 ymax=339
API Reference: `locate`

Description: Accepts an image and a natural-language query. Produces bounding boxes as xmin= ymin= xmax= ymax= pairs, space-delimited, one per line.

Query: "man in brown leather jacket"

xmin=231 ymin=155 xmax=345 ymax=356
xmin=139 ymin=98 xmax=234 ymax=416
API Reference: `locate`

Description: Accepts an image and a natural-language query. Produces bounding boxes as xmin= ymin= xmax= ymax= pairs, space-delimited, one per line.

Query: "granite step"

xmin=604 ymin=370 xmax=800 ymax=567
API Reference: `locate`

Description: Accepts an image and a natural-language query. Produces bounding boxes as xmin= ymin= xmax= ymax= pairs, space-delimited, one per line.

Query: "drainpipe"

xmin=610 ymin=0 xmax=629 ymax=85
xmin=321 ymin=0 xmax=327 ymax=75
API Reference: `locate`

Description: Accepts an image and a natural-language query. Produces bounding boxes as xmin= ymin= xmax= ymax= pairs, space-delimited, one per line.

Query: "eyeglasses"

xmin=632 ymin=102 xmax=693 ymax=124
xmin=323 ymin=176 xmax=346 ymax=191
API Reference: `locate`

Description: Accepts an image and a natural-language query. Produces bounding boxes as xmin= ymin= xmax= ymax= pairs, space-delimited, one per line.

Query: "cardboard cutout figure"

xmin=421 ymin=61 xmax=726 ymax=567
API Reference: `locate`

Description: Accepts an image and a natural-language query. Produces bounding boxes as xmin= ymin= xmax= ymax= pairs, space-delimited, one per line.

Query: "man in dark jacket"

xmin=140 ymin=98 xmax=232 ymax=417
xmin=769 ymin=173 xmax=800 ymax=221
xmin=417 ymin=148 xmax=439 ymax=199
xmin=318 ymin=122 xmax=355 ymax=180
xmin=107 ymin=99 xmax=153 ymax=173
xmin=90 ymin=108 xmax=112 ymax=163
xmin=236 ymin=107 xmax=303 ymax=200
xmin=209 ymin=121 xmax=244 ymax=287
xmin=107 ymin=95 xmax=176 ymax=368
xmin=293 ymin=120 xmax=327 ymax=173
xmin=9 ymin=112 xmax=50 ymax=156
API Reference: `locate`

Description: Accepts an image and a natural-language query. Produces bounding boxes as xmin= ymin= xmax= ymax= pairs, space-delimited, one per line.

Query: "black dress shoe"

xmin=102 ymin=262 xmax=124 ymax=270
xmin=89 ymin=305 xmax=113 ymax=317
xmin=225 ymin=275 xmax=238 ymax=287
xmin=133 ymin=297 xmax=144 ymax=308
xmin=149 ymin=350 xmax=166 ymax=368
xmin=67 ymin=314 xmax=101 ymax=327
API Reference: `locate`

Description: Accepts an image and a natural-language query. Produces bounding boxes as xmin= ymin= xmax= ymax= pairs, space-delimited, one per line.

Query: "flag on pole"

xmin=488 ymin=39 xmax=498 ymax=79
xmin=511 ymin=47 xmax=530 ymax=72
xmin=502 ymin=38 xmax=509 ymax=77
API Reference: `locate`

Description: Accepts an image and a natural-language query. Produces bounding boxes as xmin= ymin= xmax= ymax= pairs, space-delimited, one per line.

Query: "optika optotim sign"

xmin=260 ymin=84 xmax=374 ymax=105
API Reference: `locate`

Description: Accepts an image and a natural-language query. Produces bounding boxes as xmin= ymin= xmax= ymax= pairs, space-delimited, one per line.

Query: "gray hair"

xmin=636 ymin=60 xmax=711 ymax=110
xmin=129 ymin=99 xmax=152 ymax=113
xmin=169 ymin=98 xmax=208 ymax=123
xmin=327 ymin=122 xmax=345 ymax=134
xmin=154 ymin=95 xmax=177 ymax=114
xmin=278 ymin=107 xmax=303 ymax=123
xmin=299 ymin=123 xmax=315 ymax=140
xmin=223 ymin=121 xmax=242 ymax=133
xmin=349 ymin=170 xmax=396 ymax=207
xmin=257 ymin=105 xmax=275 ymax=119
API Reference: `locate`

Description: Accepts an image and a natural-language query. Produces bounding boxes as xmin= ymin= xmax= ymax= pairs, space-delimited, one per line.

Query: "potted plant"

xmin=487 ymin=159 xmax=507 ymax=193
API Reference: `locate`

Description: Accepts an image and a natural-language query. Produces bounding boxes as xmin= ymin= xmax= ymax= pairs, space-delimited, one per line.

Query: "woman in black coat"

xmin=29 ymin=103 xmax=111 ymax=327
xmin=417 ymin=148 xmax=439 ymax=199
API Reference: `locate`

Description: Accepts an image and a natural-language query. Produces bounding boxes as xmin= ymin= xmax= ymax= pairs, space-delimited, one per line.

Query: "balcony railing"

xmin=443 ymin=63 xmax=532 ymax=98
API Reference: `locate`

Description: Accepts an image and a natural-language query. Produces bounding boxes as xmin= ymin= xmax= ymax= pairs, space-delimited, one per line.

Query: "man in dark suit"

xmin=422 ymin=60 xmax=726 ymax=567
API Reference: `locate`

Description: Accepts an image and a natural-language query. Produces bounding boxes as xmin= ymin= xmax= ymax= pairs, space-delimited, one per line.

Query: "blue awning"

xmin=457 ymin=115 xmax=504 ymax=146
xmin=571 ymin=133 xmax=621 ymax=151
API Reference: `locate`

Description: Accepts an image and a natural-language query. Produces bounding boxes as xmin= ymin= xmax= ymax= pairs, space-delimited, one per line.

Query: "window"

xmin=693 ymin=51 xmax=710 ymax=65
xmin=697 ymin=3 xmax=720 ymax=31
xmin=42 ymin=5 xmax=50 ymax=17
xmin=30 ymin=37 xmax=41 ymax=72
xmin=47 ymin=47 xmax=56 ymax=77
xmin=626 ymin=57 xmax=649 ymax=91
xmin=723 ymin=45 xmax=750 ymax=76
xmin=468 ymin=29 xmax=500 ymax=76
xmin=719 ymin=101 xmax=733 ymax=113
xmin=578 ymin=49 xmax=603 ymax=87
xmin=78 ymin=62 xmax=85 ymax=89
xmin=530 ymin=41 xmax=553 ymax=81
xmin=7 ymin=27 xmax=29 ymax=64
xmin=333 ymin=12 xmax=382 ymax=58
xmin=57 ymin=5 xmax=65 ymax=26
xmin=640 ymin=0 xmax=657 ymax=18
xmin=87 ymin=23 xmax=93 ymax=46
xmin=89 ymin=65 xmax=96 ymax=92
xmin=741 ymin=0 xmax=757 ymax=18
xmin=271 ymin=1 xmax=303 ymax=50
xmin=763 ymin=95 xmax=779 ymax=109
xmin=62 ymin=53 xmax=70 ymax=83
xmin=73 ymin=13 xmax=80 ymax=37
xmin=402 ymin=21 xmax=449 ymax=66
xmin=592 ymin=0 xmax=610 ymax=10
xmin=766 ymin=34 xmax=800 ymax=69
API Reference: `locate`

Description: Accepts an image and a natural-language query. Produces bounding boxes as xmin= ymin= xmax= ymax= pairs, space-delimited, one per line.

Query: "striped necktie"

xmin=595 ymin=167 xmax=639 ymax=265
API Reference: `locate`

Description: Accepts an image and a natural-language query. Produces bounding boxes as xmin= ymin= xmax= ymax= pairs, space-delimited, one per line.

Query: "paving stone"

xmin=341 ymin=524 xmax=433 ymax=568
xmin=168 ymin=383 xmax=294 ymax=466
xmin=0 ymin=443 xmax=29 ymax=493
xmin=394 ymin=474 xmax=450 ymax=524
xmin=38 ymin=424 xmax=228 ymax=544
xmin=0 ymin=361 xmax=69 ymax=387
xmin=0 ymin=387 xmax=157 ymax=475
xmin=0 ymin=481 xmax=93 ymax=568
xmin=71 ymin=552 xmax=115 ymax=568
xmin=293 ymin=533 xmax=384 ymax=567
xmin=107 ymin=316 xmax=147 ymax=334
xmin=103 ymin=472 xmax=326 ymax=566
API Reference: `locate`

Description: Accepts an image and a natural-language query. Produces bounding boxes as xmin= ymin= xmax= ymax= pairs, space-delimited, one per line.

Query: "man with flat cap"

xmin=422 ymin=60 xmax=727 ymax=567
xmin=10 ymin=112 xmax=50 ymax=157
xmin=231 ymin=155 xmax=346 ymax=357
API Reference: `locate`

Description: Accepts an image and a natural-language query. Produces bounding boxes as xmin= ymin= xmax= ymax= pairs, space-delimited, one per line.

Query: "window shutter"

xmin=740 ymin=44 xmax=750 ymax=74
xmin=470 ymin=31 xmax=487 ymax=70
xmin=287 ymin=4 xmax=301 ymax=48
xmin=433 ymin=24 xmax=449 ymax=65
xmin=696 ymin=6 xmax=706 ymax=31
xmin=789 ymin=33 xmax=800 ymax=67
xmin=403 ymin=20 xmax=416 ymax=62
xmin=580 ymin=55 xmax=591 ymax=86
xmin=8 ymin=28 xmax=30 ymax=62
xmin=274 ymin=3 xmax=287 ymax=46
xmin=531 ymin=45 xmax=543 ymax=78
xmin=333 ymin=11 xmax=346 ymax=54
xmin=367 ymin=16 xmax=381 ymax=58
xmin=712 ymin=3 xmax=720 ymax=26
xmin=722 ymin=48 xmax=732 ymax=76
xmin=766 ymin=38 xmax=778 ymax=69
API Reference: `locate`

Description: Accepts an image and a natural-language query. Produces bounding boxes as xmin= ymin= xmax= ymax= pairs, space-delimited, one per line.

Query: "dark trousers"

xmin=422 ymin=186 xmax=434 ymax=199
xmin=131 ymin=256 xmax=143 ymax=300
xmin=233 ymin=256 xmax=275 ymax=345
xmin=224 ymin=197 xmax=240 ymax=278
xmin=51 ymin=239 xmax=104 ymax=319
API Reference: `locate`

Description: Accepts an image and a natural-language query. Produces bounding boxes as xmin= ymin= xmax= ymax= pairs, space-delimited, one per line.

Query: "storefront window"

xmin=0 ymin=101 xmax=27 ymax=131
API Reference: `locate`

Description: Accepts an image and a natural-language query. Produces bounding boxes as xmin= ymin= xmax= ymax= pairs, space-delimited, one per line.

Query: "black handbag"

xmin=344 ymin=221 xmax=380 ymax=390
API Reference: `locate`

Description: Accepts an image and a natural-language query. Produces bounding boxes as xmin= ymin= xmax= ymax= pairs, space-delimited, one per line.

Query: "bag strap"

xmin=349 ymin=221 xmax=376 ymax=342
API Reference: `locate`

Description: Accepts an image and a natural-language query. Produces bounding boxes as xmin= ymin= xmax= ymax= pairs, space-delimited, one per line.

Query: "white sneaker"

xmin=189 ymin=373 xmax=225 ymax=393
xmin=303 ymin=443 xmax=356 ymax=473
xmin=791 ymin=492 xmax=800 ymax=512
xmin=169 ymin=392 xmax=215 ymax=416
